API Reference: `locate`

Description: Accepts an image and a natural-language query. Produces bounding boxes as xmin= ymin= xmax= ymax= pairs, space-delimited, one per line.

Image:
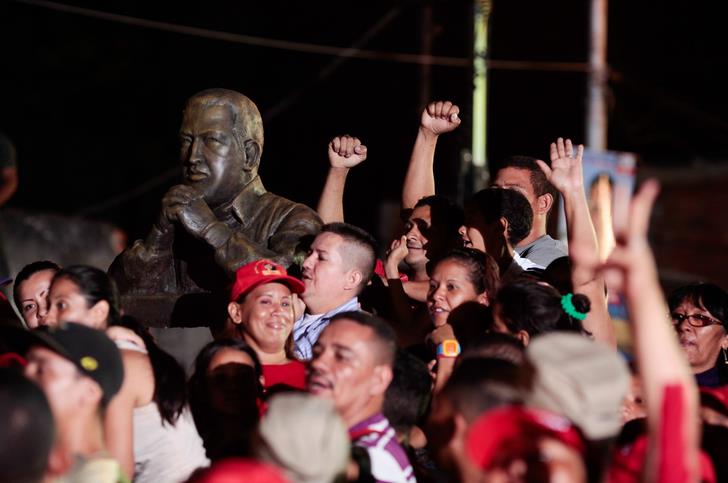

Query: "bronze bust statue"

xmin=109 ymin=89 xmax=321 ymax=324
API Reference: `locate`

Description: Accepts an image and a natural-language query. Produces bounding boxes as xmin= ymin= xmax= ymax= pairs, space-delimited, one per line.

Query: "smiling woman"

xmin=227 ymin=259 xmax=307 ymax=391
xmin=427 ymin=248 xmax=499 ymax=328
xmin=668 ymin=283 xmax=728 ymax=387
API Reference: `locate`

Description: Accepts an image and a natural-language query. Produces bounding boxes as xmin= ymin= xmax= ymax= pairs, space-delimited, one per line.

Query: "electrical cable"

xmin=12 ymin=0 xmax=592 ymax=73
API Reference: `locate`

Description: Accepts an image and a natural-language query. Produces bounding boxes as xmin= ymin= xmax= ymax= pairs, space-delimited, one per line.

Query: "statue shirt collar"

xmin=213 ymin=175 xmax=267 ymax=229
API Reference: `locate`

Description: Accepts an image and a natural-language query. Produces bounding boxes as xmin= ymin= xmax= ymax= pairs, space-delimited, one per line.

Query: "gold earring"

xmin=723 ymin=347 xmax=728 ymax=365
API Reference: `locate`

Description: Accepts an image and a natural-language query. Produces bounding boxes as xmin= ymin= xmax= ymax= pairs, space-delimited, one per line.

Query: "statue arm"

xmin=204 ymin=205 xmax=322 ymax=276
xmin=108 ymin=220 xmax=176 ymax=294
xmin=268 ymin=205 xmax=322 ymax=263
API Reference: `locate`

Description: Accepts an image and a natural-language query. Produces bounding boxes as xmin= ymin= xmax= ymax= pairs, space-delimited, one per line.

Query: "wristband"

xmin=436 ymin=340 xmax=461 ymax=358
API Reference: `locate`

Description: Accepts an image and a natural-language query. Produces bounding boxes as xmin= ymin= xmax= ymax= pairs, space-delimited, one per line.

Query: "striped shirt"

xmin=349 ymin=413 xmax=416 ymax=483
xmin=292 ymin=297 xmax=360 ymax=360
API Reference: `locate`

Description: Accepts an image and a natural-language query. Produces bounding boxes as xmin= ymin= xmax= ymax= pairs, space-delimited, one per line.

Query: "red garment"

xmin=609 ymin=384 xmax=716 ymax=483
xmin=188 ymin=458 xmax=288 ymax=483
xmin=374 ymin=259 xmax=409 ymax=282
xmin=262 ymin=360 xmax=306 ymax=390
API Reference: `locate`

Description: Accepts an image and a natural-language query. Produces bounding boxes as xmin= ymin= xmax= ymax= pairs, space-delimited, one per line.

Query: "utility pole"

xmin=586 ymin=0 xmax=608 ymax=150
xmin=470 ymin=0 xmax=492 ymax=193
xmin=420 ymin=2 xmax=433 ymax=109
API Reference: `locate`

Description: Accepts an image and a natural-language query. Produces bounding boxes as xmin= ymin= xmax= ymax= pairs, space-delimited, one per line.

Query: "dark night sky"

xmin=2 ymin=0 xmax=727 ymax=242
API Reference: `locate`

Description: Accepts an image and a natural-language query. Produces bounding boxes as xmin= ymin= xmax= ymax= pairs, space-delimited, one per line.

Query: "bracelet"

xmin=436 ymin=340 xmax=461 ymax=358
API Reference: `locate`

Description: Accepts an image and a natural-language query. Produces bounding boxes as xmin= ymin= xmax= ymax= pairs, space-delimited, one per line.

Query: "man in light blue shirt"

xmin=293 ymin=223 xmax=377 ymax=360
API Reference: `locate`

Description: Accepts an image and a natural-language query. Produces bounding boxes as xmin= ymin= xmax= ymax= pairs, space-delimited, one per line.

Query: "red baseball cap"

xmin=466 ymin=406 xmax=585 ymax=471
xmin=230 ymin=260 xmax=305 ymax=302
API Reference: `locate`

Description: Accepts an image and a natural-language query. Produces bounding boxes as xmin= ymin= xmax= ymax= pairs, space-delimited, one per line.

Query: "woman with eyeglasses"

xmin=667 ymin=283 xmax=728 ymax=387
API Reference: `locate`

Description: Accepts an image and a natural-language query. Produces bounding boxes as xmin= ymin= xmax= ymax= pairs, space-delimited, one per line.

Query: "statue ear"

xmin=242 ymin=139 xmax=261 ymax=172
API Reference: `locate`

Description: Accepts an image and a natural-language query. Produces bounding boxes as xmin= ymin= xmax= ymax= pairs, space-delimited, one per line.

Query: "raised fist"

xmin=421 ymin=101 xmax=461 ymax=135
xmin=328 ymin=135 xmax=368 ymax=169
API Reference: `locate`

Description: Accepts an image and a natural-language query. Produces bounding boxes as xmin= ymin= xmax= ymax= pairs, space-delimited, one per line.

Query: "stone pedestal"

xmin=121 ymin=292 xmax=228 ymax=329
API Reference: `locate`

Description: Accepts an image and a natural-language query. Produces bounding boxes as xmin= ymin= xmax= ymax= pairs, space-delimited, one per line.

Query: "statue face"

xmin=179 ymin=102 xmax=250 ymax=206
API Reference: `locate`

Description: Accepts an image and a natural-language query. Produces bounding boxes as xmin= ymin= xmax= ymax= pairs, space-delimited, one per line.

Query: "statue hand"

xmin=155 ymin=206 xmax=174 ymax=233
xmin=162 ymin=185 xmax=217 ymax=238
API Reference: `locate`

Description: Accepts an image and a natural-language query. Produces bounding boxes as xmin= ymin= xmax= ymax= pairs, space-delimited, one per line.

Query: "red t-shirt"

xmin=262 ymin=360 xmax=306 ymax=391
xmin=608 ymin=384 xmax=716 ymax=483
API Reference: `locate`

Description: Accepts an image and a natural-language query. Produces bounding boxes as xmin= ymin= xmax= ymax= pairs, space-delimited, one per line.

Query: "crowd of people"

xmin=1 ymin=93 xmax=727 ymax=483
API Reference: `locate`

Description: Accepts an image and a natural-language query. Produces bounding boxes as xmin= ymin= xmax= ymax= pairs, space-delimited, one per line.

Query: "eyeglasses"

xmin=670 ymin=312 xmax=723 ymax=328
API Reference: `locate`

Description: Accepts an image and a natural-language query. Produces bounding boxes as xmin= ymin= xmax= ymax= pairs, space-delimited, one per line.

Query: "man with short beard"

xmin=308 ymin=312 xmax=415 ymax=483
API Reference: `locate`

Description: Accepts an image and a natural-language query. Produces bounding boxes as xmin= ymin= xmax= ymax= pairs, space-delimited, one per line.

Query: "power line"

xmin=12 ymin=0 xmax=467 ymax=67
xmin=12 ymin=0 xmax=592 ymax=73
xmin=263 ymin=6 xmax=403 ymax=121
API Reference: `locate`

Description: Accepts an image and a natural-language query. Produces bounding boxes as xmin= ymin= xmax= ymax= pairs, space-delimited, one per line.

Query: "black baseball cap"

xmin=6 ymin=322 xmax=124 ymax=404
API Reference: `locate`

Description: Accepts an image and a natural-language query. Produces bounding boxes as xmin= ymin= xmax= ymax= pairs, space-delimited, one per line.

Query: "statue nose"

xmin=185 ymin=138 xmax=204 ymax=164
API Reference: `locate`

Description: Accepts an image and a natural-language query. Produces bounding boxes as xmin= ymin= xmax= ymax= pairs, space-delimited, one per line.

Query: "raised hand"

xmin=420 ymin=101 xmax=461 ymax=136
xmin=601 ymin=180 xmax=661 ymax=295
xmin=385 ymin=235 xmax=409 ymax=279
xmin=161 ymin=184 xmax=217 ymax=239
xmin=536 ymin=137 xmax=585 ymax=195
xmin=328 ymin=135 xmax=367 ymax=169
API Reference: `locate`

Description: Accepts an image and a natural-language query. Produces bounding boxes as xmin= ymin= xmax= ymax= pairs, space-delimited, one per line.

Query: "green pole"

xmin=471 ymin=0 xmax=491 ymax=192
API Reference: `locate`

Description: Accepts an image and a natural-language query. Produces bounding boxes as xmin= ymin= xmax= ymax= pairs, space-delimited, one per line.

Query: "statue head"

xmin=179 ymin=89 xmax=265 ymax=207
